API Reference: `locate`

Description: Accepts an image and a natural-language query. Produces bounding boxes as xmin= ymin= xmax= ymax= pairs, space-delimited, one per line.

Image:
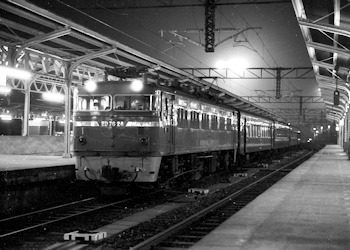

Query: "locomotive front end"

xmin=72 ymin=80 xmax=163 ymax=184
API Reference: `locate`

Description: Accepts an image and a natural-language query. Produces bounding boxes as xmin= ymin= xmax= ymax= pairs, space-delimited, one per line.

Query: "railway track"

xmin=0 ymin=189 xmax=182 ymax=248
xmin=120 ymin=150 xmax=315 ymax=250
xmin=0 ymin=148 xmax=316 ymax=249
xmin=0 ymin=197 xmax=129 ymax=239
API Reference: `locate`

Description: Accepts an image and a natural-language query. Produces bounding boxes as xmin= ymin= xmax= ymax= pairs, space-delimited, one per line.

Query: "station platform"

xmin=190 ymin=144 xmax=350 ymax=250
xmin=0 ymin=154 xmax=75 ymax=186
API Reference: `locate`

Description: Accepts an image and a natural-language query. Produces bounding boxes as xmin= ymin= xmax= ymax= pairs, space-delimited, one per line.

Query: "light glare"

xmin=42 ymin=92 xmax=65 ymax=102
xmin=85 ymin=80 xmax=97 ymax=92
xmin=131 ymin=79 xmax=144 ymax=92
xmin=0 ymin=114 xmax=12 ymax=120
xmin=0 ymin=86 xmax=11 ymax=93
xmin=0 ymin=66 xmax=31 ymax=80
xmin=215 ymin=58 xmax=248 ymax=72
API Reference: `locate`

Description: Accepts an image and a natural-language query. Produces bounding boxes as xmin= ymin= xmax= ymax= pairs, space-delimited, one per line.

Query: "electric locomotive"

xmin=73 ymin=79 xmax=239 ymax=185
xmin=72 ymin=79 xmax=301 ymax=187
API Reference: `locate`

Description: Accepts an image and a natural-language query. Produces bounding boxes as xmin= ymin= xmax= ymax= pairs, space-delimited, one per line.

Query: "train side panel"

xmin=273 ymin=122 xmax=292 ymax=149
xmin=239 ymin=112 xmax=273 ymax=154
xmin=165 ymin=94 xmax=238 ymax=155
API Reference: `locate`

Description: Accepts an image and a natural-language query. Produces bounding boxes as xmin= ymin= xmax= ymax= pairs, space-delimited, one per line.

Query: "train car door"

xmin=270 ymin=124 xmax=274 ymax=149
xmin=162 ymin=93 xmax=175 ymax=154
xmin=243 ymin=118 xmax=247 ymax=154
xmin=272 ymin=122 xmax=276 ymax=149
xmin=237 ymin=112 xmax=246 ymax=155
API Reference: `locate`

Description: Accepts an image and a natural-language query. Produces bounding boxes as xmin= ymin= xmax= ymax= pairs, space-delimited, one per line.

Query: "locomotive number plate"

xmin=101 ymin=120 xmax=125 ymax=127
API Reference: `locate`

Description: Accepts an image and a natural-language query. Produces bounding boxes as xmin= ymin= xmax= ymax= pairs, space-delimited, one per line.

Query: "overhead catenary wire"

xmin=55 ymin=0 xmax=211 ymax=71
xmin=54 ymin=0 xmax=256 ymax=96
xmin=51 ymin=0 xmax=292 ymax=121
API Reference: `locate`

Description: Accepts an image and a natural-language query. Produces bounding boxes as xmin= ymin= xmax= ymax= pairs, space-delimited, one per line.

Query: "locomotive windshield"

xmin=76 ymin=95 xmax=111 ymax=111
xmin=75 ymin=94 xmax=156 ymax=111
xmin=114 ymin=95 xmax=155 ymax=111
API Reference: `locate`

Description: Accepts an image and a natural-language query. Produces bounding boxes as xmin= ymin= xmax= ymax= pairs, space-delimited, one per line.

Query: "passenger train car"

xmin=72 ymin=80 xmax=301 ymax=186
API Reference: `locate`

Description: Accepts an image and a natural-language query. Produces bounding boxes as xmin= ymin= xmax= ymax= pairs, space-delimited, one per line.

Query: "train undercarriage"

xmin=77 ymin=144 xmax=300 ymax=196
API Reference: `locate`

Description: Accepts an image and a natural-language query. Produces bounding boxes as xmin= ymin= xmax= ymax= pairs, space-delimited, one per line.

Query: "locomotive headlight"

xmin=130 ymin=79 xmax=143 ymax=92
xmin=78 ymin=136 xmax=87 ymax=145
xmin=84 ymin=80 xmax=97 ymax=92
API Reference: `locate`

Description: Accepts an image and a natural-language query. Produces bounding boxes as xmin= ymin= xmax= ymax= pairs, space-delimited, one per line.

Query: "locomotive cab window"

xmin=76 ymin=95 xmax=112 ymax=111
xmin=114 ymin=95 xmax=154 ymax=111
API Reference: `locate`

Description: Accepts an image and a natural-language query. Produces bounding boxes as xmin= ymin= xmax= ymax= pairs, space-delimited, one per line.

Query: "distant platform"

xmin=0 ymin=154 xmax=75 ymax=186
xmin=0 ymin=154 xmax=74 ymax=171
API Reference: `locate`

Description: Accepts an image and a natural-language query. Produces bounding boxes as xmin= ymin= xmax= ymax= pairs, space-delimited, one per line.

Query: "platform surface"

xmin=0 ymin=154 xmax=74 ymax=171
xmin=191 ymin=144 xmax=350 ymax=250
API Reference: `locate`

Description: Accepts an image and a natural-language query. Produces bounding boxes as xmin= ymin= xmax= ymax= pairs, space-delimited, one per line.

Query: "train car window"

xmin=178 ymin=108 xmax=188 ymax=128
xmin=184 ymin=110 xmax=188 ymax=128
xmin=190 ymin=112 xmax=193 ymax=128
xmin=77 ymin=95 xmax=111 ymax=111
xmin=190 ymin=111 xmax=200 ymax=129
xmin=254 ymin=125 xmax=257 ymax=137
xmin=211 ymin=115 xmax=218 ymax=130
xmin=227 ymin=118 xmax=232 ymax=130
xmin=202 ymin=113 xmax=209 ymax=129
xmin=177 ymin=109 xmax=182 ymax=127
xmin=114 ymin=95 xmax=153 ymax=111
xmin=219 ymin=117 xmax=225 ymax=130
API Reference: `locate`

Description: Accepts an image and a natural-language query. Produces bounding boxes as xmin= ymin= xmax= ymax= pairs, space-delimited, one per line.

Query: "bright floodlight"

xmin=42 ymin=92 xmax=65 ymax=102
xmin=130 ymin=79 xmax=143 ymax=92
xmin=0 ymin=114 xmax=12 ymax=120
xmin=0 ymin=65 xmax=31 ymax=80
xmin=84 ymin=80 xmax=97 ymax=92
xmin=0 ymin=86 xmax=11 ymax=94
xmin=336 ymin=125 xmax=340 ymax=131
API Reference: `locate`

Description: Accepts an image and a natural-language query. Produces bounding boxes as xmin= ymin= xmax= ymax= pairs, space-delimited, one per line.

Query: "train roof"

xmin=77 ymin=80 xmax=300 ymax=130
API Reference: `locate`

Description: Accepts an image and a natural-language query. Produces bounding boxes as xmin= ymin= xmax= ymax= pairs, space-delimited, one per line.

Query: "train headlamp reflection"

xmin=78 ymin=136 xmax=87 ymax=145
xmin=140 ymin=137 xmax=149 ymax=145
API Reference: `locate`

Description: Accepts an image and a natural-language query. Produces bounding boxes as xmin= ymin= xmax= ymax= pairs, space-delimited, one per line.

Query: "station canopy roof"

xmin=3 ymin=0 xmax=347 ymax=127
xmin=292 ymin=0 xmax=350 ymax=123
xmin=0 ymin=0 xmax=286 ymax=121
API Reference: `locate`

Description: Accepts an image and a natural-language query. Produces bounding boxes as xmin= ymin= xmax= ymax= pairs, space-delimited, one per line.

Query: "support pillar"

xmin=23 ymin=52 xmax=31 ymax=136
xmin=22 ymin=82 xmax=30 ymax=136
xmin=63 ymin=63 xmax=72 ymax=158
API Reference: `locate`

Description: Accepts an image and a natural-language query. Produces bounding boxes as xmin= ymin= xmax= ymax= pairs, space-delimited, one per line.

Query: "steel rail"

xmin=130 ymin=150 xmax=314 ymax=250
xmin=0 ymin=196 xmax=136 ymax=239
